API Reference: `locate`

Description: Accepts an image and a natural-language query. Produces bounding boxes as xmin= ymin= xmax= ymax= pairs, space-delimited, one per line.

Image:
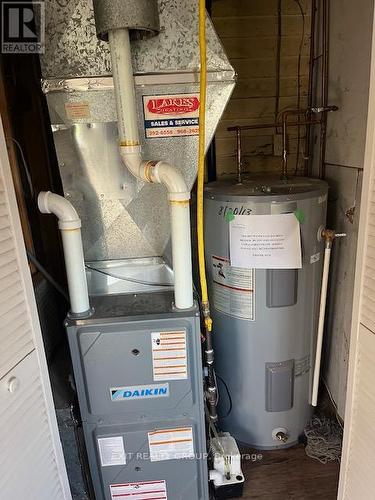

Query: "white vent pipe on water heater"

xmin=38 ymin=191 xmax=90 ymax=316
xmin=108 ymin=28 xmax=193 ymax=310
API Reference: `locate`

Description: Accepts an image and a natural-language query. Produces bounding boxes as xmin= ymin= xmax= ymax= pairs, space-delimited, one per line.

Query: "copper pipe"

xmin=228 ymin=118 xmax=321 ymax=179
xmin=227 ymin=119 xmax=321 ymax=132
xmin=280 ymin=106 xmax=337 ymax=178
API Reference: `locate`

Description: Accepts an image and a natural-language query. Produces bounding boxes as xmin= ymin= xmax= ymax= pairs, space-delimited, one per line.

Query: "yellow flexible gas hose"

xmin=197 ymin=0 xmax=212 ymax=332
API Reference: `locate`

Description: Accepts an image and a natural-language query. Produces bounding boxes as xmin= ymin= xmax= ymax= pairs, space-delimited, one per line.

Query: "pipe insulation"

xmin=93 ymin=0 xmax=159 ymax=41
xmin=38 ymin=191 xmax=90 ymax=316
xmin=107 ymin=27 xmax=193 ymax=309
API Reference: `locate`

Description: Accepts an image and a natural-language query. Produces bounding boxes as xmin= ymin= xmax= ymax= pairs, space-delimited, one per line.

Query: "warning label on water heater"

xmin=143 ymin=93 xmax=200 ymax=138
xmin=211 ymin=255 xmax=255 ymax=321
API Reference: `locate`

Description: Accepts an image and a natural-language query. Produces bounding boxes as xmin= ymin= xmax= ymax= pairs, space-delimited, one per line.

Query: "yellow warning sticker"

xmin=65 ymin=102 xmax=91 ymax=120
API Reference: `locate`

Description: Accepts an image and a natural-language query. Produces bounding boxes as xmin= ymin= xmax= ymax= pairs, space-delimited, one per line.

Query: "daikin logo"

xmin=110 ymin=383 xmax=169 ymax=401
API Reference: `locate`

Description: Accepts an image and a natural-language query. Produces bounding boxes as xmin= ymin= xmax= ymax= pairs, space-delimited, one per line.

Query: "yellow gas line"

xmin=197 ymin=0 xmax=212 ymax=332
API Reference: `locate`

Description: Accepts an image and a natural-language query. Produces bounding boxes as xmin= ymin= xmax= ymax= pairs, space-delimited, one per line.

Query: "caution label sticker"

xmin=110 ymin=480 xmax=167 ymax=500
xmin=151 ymin=331 xmax=187 ymax=381
xmin=65 ymin=102 xmax=90 ymax=120
xmin=148 ymin=427 xmax=194 ymax=462
xmin=211 ymin=255 xmax=255 ymax=321
xmin=143 ymin=93 xmax=199 ymax=138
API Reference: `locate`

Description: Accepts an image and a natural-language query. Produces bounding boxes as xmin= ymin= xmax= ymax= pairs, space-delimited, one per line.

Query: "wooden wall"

xmin=316 ymin=0 xmax=374 ymax=418
xmin=212 ymin=0 xmax=311 ymax=178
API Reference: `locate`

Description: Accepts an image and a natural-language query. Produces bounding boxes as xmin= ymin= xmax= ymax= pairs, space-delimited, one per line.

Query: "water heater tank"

xmin=204 ymin=176 xmax=328 ymax=449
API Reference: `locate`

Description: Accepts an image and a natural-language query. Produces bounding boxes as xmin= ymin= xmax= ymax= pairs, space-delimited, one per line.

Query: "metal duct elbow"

xmin=38 ymin=192 xmax=91 ymax=317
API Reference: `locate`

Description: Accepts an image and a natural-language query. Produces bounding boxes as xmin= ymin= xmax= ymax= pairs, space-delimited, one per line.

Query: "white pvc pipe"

xmin=108 ymin=27 xmax=194 ymax=309
xmin=311 ymin=244 xmax=332 ymax=406
xmin=38 ymin=190 xmax=80 ymax=227
xmin=150 ymin=161 xmax=190 ymax=196
xmin=38 ymin=191 xmax=90 ymax=316
xmin=60 ymin=229 xmax=90 ymax=315
xmin=170 ymin=202 xmax=194 ymax=309
xmin=150 ymin=161 xmax=193 ymax=308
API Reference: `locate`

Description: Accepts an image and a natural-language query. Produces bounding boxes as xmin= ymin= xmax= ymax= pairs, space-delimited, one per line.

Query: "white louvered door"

xmin=0 ymin=118 xmax=71 ymax=499
xmin=338 ymin=8 xmax=375 ymax=499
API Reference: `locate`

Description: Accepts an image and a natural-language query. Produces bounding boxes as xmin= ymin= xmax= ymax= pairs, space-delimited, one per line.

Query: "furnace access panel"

xmin=66 ymin=292 xmax=209 ymax=500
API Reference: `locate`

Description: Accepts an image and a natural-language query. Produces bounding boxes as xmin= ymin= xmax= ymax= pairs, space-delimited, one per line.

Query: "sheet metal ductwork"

xmin=40 ymin=0 xmax=235 ymax=263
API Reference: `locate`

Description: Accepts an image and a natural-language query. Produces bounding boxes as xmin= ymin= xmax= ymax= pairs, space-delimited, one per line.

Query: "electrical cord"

xmin=85 ymin=264 xmax=173 ymax=288
xmin=11 ymin=138 xmax=34 ymax=197
xmin=216 ymin=374 xmax=232 ymax=419
xmin=26 ymin=250 xmax=69 ymax=301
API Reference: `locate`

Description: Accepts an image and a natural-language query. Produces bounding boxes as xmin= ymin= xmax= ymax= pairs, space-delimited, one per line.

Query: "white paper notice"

xmin=230 ymin=213 xmax=302 ymax=269
xmin=148 ymin=427 xmax=194 ymax=462
xmin=98 ymin=436 xmax=126 ymax=467
xmin=110 ymin=480 xmax=167 ymax=500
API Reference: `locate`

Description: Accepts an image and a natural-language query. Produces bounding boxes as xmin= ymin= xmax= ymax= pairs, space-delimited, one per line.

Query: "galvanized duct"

xmin=40 ymin=0 xmax=235 ymax=262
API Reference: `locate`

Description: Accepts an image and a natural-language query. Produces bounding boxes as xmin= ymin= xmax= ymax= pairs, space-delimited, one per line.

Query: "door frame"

xmin=337 ymin=5 xmax=375 ymax=497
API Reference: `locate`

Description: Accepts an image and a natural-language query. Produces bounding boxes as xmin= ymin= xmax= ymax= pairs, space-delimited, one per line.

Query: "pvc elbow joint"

xmin=119 ymin=147 xmax=147 ymax=181
xmin=119 ymin=147 xmax=190 ymax=203
xmin=147 ymin=161 xmax=190 ymax=201
xmin=38 ymin=191 xmax=81 ymax=230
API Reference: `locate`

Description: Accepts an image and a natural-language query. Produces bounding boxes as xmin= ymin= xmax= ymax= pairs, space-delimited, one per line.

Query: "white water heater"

xmin=204 ymin=176 xmax=328 ymax=449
